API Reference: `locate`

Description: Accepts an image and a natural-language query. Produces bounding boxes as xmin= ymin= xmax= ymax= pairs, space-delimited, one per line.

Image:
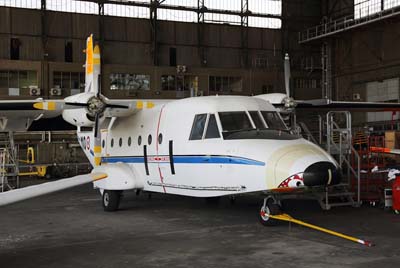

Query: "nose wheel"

xmin=259 ymin=197 xmax=281 ymax=226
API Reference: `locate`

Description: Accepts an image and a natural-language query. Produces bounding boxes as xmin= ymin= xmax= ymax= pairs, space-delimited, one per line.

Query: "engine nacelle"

xmin=62 ymin=92 xmax=98 ymax=127
xmin=62 ymin=108 xmax=95 ymax=127
xmin=92 ymin=163 xmax=144 ymax=190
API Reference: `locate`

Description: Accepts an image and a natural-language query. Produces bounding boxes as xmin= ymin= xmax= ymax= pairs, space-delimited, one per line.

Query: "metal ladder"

xmin=324 ymin=111 xmax=360 ymax=209
xmin=0 ymin=132 xmax=19 ymax=191
xmin=298 ymin=112 xmax=361 ymax=209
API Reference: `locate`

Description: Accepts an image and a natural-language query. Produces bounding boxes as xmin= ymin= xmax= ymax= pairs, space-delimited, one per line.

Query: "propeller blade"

xmin=284 ymin=53 xmax=291 ymax=97
xmin=64 ymin=102 xmax=90 ymax=107
xmin=105 ymin=103 xmax=129 ymax=109
xmin=94 ymin=113 xmax=100 ymax=138
xmin=93 ymin=113 xmax=102 ymax=167
xmin=97 ymin=74 xmax=101 ymax=98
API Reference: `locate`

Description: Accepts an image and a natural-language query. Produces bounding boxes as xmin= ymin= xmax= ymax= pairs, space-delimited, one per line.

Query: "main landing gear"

xmin=102 ymin=190 xmax=122 ymax=212
xmin=259 ymin=196 xmax=282 ymax=226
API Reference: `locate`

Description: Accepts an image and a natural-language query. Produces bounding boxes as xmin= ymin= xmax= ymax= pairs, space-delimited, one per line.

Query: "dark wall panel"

xmin=203 ymin=24 xmax=221 ymax=47
xmin=47 ymin=12 xmax=72 ymax=38
xmin=71 ymin=14 xmax=99 ymax=39
xmin=207 ymin=48 xmax=241 ymax=68
xmin=220 ymin=25 xmax=241 ymax=48
xmin=158 ymin=21 xmax=176 ymax=44
xmin=126 ymin=19 xmax=151 ymax=43
xmin=19 ymin=36 xmax=42 ymax=61
xmin=103 ymin=16 xmax=126 ymax=41
xmin=177 ymin=46 xmax=199 ymax=66
xmin=0 ymin=37 xmax=9 ymax=59
xmin=175 ymin=23 xmax=197 ymax=46
xmin=11 ymin=9 xmax=41 ymax=36
xmin=46 ymin=38 xmax=65 ymax=62
xmin=248 ymin=28 xmax=262 ymax=49
xmin=0 ymin=8 xmax=11 ymax=34
xmin=103 ymin=41 xmax=151 ymax=65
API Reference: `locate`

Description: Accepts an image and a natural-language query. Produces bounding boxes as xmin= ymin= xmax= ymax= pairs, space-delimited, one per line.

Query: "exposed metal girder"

xmin=91 ymin=0 xmax=281 ymax=20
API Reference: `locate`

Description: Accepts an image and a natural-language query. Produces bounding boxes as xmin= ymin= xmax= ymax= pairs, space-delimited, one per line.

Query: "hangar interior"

xmin=1 ymin=0 xmax=400 ymax=206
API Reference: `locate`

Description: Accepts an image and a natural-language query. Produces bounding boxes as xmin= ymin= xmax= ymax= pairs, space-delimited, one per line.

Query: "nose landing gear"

xmin=259 ymin=196 xmax=282 ymax=226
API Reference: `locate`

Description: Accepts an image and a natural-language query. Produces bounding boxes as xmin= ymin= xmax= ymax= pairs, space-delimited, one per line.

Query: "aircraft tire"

xmin=102 ymin=190 xmax=121 ymax=212
xmin=259 ymin=201 xmax=281 ymax=226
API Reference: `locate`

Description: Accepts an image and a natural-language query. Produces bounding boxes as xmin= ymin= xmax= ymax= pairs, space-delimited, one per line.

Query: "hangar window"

xmin=205 ymin=114 xmax=221 ymax=139
xmin=209 ymin=76 xmax=242 ymax=93
xmin=189 ymin=114 xmax=207 ymax=140
xmin=109 ymin=73 xmax=150 ymax=91
xmin=53 ymin=72 xmax=84 ymax=91
xmin=0 ymin=70 xmax=38 ymax=92
xmin=161 ymin=75 xmax=176 ymax=91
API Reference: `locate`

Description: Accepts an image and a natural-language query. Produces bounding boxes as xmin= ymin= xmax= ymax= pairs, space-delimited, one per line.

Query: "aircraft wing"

xmin=0 ymin=172 xmax=107 ymax=207
xmin=101 ymin=99 xmax=170 ymax=117
xmin=296 ymin=99 xmax=400 ymax=112
xmin=0 ymin=99 xmax=64 ymax=131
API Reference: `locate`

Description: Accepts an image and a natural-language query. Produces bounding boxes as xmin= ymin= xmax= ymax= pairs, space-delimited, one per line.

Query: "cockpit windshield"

xmin=218 ymin=111 xmax=296 ymax=140
xmin=260 ymin=111 xmax=287 ymax=130
xmin=218 ymin=112 xmax=253 ymax=132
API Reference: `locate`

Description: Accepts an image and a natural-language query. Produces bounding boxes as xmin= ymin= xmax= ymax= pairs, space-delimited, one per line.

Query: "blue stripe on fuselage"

xmin=101 ymin=155 xmax=265 ymax=166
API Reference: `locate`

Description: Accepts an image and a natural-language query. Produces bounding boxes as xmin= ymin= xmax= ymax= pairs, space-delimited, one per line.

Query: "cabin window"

xmin=148 ymin=135 xmax=152 ymax=145
xmin=219 ymin=112 xmax=252 ymax=132
xmin=158 ymin=133 xmax=163 ymax=144
xmin=119 ymin=138 xmax=123 ymax=147
xmin=205 ymin=114 xmax=220 ymax=139
xmin=189 ymin=114 xmax=207 ymax=140
xmin=249 ymin=111 xmax=266 ymax=129
xmin=111 ymin=138 xmax=114 ymax=148
xmin=261 ymin=111 xmax=287 ymax=130
xmin=128 ymin=137 xmax=132 ymax=146
xmin=138 ymin=135 xmax=142 ymax=146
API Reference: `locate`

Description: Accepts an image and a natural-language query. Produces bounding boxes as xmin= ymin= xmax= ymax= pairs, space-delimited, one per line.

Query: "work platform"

xmin=299 ymin=5 xmax=400 ymax=43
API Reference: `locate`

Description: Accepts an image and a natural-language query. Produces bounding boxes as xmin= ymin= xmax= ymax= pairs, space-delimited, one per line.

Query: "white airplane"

xmin=0 ymin=35 xmax=347 ymax=226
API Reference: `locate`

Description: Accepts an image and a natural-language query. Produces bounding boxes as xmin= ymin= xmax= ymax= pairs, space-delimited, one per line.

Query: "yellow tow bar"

xmin=267 ymin=213 xmax=374 ymax=247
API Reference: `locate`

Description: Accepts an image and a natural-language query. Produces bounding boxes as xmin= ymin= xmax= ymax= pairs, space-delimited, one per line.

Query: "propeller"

xmin=282 ymin=53 xmax=296 ymax=110
xmin=284 ymin=53 xmax=291 ymax=97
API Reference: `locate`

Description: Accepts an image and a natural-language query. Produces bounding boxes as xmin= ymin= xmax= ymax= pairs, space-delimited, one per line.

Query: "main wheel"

xmin=259 ymin=200 xmax=281 ymax=226
xmin=102 ymin=190 xmax=122 ymax=212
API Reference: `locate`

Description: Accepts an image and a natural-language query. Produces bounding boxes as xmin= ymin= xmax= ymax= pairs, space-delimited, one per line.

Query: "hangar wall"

xmin=0 ymin=6 xmax=284 ymax=100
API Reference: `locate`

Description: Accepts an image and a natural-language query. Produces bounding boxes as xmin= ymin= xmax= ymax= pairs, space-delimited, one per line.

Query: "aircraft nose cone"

xmin=303 ymin=162 xmax=341 ymax=186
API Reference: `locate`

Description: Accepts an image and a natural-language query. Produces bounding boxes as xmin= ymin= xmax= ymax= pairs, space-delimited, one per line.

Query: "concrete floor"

xmin=1 ymin=185 xmax=400 ymax=268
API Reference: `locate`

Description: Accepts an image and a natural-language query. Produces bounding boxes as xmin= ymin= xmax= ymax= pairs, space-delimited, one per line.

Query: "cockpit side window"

xmin=261 ymin=111 xmax=287 ymax=130
xmin=205 ymin=114 xmax=221 ymax=139
xmin=219 ymin=112 xmax=252 ymax=132
xmin=189 ymin=114 xmax=207 ymax=140
xmin=249 ymin=111 xmax=266 ymax=129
